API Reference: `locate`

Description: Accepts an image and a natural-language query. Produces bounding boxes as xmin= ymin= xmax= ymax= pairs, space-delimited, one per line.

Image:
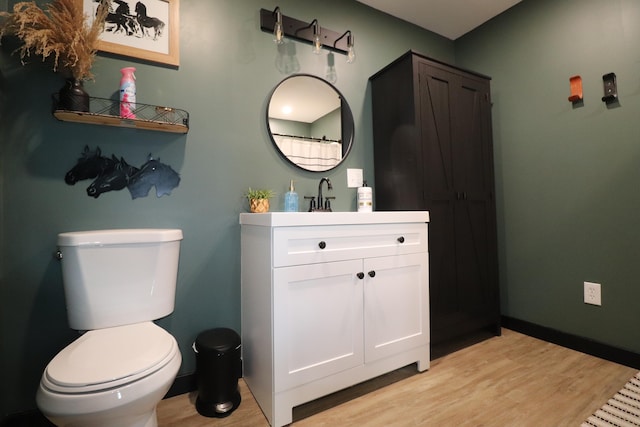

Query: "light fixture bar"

xmin=259 ymin=8 xmax=351 ymax=55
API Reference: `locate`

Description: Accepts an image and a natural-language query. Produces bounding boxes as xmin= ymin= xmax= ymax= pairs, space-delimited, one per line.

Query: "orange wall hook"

xmin=568 ymin=75 xmax=583 ymax=102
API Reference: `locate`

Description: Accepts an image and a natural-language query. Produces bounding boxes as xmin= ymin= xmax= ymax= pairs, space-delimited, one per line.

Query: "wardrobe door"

xmin=450 ymin=74 xmax=500 ymax=334
xmin=417 ymin=62 xmax=458 ymax=345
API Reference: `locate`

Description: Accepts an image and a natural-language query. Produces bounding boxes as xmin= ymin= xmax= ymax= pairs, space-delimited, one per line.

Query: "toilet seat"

xmin=43 ymin=322 xmax=177 ymax=394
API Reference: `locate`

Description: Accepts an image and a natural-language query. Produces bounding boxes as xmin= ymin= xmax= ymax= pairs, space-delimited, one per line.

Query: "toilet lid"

xmin=45 ymin=322 xmax=176 ymax=390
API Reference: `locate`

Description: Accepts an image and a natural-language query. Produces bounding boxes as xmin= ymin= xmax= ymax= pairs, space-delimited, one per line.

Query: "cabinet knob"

xmin=368 ymin=270 xmax=376 ymax=278
xmin=397 ymin=236 xmax=405 ymax=243
xmin=357 ymin=272 xmax=364 ymax=280
xmin=318 ymin=241 xmax=326 ymax=249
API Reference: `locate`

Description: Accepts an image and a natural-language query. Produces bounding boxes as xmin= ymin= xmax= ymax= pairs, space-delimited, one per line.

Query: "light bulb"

xmin=273 ymin=8 xmax=284 ymax=45
xmin=274 ymin=21 xmax=284 ymax=45
xmin=346 ymin=34 xmax=355 ymax=63
xmin=313 ymin=35 xmax=322 ymax=54
xmin=312 ymin=20 xmax=322 ymax=54
xmin=347 ymin=45 xmax=355 ymax=63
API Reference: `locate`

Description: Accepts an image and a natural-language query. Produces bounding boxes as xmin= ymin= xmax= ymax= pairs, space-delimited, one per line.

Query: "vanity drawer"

xmin=273 ymin=223 xmax=427 ymax=267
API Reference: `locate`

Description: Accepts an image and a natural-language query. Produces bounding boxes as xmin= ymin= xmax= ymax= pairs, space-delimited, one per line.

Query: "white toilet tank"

xmin=57 ymin=229 xmax=183 ymax=330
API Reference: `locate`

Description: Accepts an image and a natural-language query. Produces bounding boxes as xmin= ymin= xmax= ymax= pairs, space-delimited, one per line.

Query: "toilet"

xmin=36 ymin=229 xmax=184 ymax=427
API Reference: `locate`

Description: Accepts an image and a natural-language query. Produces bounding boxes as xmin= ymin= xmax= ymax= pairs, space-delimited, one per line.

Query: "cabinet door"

xmin=417 ymin=62 xmax=458 ymax=344
xmin=273 ymin=260 xmax=364 ymax=392
xmin=451 ymin=74 xmax=500 ymax=332
xmin=364 ymin=253 xmax=429 ymax=362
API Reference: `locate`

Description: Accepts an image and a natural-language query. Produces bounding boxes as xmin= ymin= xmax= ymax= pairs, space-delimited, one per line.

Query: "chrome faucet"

xmin=311 ymin=177 xmax=333 ymax=212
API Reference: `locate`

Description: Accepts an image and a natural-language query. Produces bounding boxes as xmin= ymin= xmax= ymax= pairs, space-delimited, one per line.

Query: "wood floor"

xmin=156 ymin=329 xmax=638 ymax=426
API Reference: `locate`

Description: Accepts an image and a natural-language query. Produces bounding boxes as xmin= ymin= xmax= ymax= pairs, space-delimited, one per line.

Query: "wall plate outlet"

xmin=584 ymin=281 xmax=602 ymax=306
xmin=347 ymin=168 xmax=363 ymax=188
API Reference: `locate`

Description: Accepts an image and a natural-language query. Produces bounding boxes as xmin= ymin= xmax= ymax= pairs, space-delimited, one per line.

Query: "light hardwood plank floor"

xmin=157 ymin=329 xmax=637 ymax=426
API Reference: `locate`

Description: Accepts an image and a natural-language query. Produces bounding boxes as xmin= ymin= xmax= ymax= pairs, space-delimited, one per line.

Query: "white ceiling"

xmin=269 ymin=76 xmax=341 ymax=123
xmin=355 ymin=0 xmax=522 ymax=40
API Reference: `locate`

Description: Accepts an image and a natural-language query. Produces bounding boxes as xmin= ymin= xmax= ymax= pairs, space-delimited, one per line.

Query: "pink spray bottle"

xmin=119 ymin=67 xmax=136 ymax=119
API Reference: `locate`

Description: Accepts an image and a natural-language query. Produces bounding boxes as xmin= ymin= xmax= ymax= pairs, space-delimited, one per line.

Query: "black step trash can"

xmin=193 ymin=328 xmax=242 ymax=417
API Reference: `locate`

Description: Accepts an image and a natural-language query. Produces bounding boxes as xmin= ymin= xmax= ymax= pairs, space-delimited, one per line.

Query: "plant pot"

xmin=58 ymin=78 xmax=90 ymax=112
xmin=250 ymin=198 xmax=270 ymax=213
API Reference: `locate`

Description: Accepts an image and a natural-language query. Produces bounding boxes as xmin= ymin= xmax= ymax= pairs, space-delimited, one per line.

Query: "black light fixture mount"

xmin=260 ymin=7 xmax=352 ymax=55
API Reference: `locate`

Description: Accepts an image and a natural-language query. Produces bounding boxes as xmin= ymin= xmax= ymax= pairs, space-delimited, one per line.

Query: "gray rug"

xmin=582 ymin=372 xmax=640 ymax=427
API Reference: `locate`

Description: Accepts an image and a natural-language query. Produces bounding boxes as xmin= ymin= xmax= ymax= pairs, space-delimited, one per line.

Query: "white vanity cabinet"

xmin=240 ymin=212 xmax=430 ymax=427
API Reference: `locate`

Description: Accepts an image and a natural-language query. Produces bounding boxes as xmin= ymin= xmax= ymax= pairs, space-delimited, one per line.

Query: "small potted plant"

xmin=245 ymin=188 xmax=275 ymax=213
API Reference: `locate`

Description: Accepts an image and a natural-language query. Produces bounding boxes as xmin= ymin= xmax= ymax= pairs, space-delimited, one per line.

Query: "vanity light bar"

xmin=259 ymin=8 xmax=352 ymax=56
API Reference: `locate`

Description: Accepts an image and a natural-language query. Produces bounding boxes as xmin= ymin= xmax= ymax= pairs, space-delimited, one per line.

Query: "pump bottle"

xmin=284 ymin=180 xmax=299 ymax=212
xmin=357 ymin=181 xmax=372 ymax=212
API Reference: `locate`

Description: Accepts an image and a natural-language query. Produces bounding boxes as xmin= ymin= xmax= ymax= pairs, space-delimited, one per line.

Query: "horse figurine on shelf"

xmin=86 ymin=156 xmax=140 ymax=198
xmin=135 ymin=1 xmax=165 ymax=40
xmin=127 ymin=154 xmax=181 ymax=199
xmin=64 ymin=146 xmax=115 ymax=185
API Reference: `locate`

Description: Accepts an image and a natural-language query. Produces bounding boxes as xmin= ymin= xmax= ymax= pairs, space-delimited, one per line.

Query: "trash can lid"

xmin=194 ymin=328 xmax=240 ymax=354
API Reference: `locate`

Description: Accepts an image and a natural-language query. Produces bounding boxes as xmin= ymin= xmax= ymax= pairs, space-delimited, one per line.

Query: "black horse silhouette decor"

xmin=65 ymin=146 xmax=115 ymax=185
xmin=96 ymin=0 xmax=165 ymax=40
xmin=65 ymin=146 xmax=180 ymax=199
xmin=86 ymin=156 xmax=140 ymax=198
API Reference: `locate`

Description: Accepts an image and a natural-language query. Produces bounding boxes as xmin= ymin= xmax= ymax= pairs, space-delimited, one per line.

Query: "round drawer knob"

xmin=397 ymin=236 xmax=405 ymax=243
xmin=357 ymin=272 xmax=365 ymax=280
xmin=318 ymin=241 xmax=326 ymax=249
xmin=368 ymin=270 xmax=376 ymax=278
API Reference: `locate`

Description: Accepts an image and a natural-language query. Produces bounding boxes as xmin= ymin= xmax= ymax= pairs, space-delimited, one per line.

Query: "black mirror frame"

xmin=266 ymin=74 xmax=355 ymax=172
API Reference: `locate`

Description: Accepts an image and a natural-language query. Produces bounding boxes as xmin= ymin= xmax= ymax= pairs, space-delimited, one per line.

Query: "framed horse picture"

xmin=81 ymin=0 xmax=180 ymax=66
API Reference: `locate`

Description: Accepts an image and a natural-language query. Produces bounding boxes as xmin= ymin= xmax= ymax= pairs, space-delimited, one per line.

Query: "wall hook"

xmin=568 ymin=75 xmax=583 ymax=103
xmin=601 ymin=72 xmax=618 ymax=104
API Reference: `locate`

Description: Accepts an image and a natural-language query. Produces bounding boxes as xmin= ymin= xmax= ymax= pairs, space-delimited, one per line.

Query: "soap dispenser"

xmin=284 ymin=180 xmax=299 ymax=212
xmin=357 ymin=180 xmax=372 ymax=212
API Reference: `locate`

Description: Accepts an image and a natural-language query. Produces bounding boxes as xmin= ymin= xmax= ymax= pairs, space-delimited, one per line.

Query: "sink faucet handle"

xmin=304 ymin=196 xmax=316 ymax=212
xmin=324 ymin=196 xmax=335 ymax=211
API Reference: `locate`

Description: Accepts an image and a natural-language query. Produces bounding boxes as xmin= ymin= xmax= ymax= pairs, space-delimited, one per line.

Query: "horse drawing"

xmin=127 ymin=155 xmax=180 ymax=199
xmin=65 ymin=146 xmax=115 ymax=185
xmin=135 ymin=1 xmax=165 ymax=40
xmin=86 ymin=156 xmax=140 ymax=198
xmin=97 ymin=0 xmax=140 ymax=36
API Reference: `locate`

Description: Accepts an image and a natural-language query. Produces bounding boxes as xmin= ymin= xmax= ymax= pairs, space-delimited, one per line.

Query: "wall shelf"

xmin=52 ymin=95 xmax=189 ymax=134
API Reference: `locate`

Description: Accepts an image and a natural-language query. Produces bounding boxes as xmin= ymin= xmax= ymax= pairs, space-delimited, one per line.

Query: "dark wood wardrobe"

xmin=369 ymin=51 xmax=500 ymax=358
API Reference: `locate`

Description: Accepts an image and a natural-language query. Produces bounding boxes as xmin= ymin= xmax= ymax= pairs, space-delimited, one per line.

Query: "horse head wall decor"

xmin=64 ymin=146 xmax=115 ymax=185
xmin=64 ymin=147 xmax=180 ymax=199
xmin=86 ymin=156 xmax=140 ymax=198
xmin=127 ymin=154 xmax=181 ymax=199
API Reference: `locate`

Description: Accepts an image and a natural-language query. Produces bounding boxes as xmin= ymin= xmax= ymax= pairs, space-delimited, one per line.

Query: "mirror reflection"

xmin=267 ymin=74 xmax=354 ymax=172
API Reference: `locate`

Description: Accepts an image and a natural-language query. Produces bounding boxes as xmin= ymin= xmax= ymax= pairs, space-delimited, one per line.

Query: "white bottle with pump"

xmin=357 ymin=181 xmax=372 ymax=212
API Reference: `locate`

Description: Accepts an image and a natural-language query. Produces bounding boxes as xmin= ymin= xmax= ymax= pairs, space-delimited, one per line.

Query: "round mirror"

xmin=267 ymin=74 xmax=354 ymax=172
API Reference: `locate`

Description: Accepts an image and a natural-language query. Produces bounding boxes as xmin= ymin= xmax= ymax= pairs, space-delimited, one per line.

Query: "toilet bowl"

xmin=37 ymin=322 xmax=181 ymax=427
xmin=37 ymin=229 xmax=184 ymax=427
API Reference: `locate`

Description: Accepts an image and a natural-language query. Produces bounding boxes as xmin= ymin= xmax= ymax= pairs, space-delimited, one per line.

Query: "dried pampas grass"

xmin=0 ymin=0 xmax=107 ymax=80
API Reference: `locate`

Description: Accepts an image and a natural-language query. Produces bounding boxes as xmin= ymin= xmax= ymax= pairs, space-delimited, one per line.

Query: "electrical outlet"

xmin=584 ymin=281 xmax=601 ymax=306
xmin=347 ymin=168 xmax=363 ymax=188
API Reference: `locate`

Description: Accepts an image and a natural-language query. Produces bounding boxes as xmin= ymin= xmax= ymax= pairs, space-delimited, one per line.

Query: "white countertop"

xmin=239 ymin=211 xmax=429 ymax=227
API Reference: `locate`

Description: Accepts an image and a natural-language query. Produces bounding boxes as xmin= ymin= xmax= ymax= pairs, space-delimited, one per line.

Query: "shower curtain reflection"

xmin=273 ymin=134 xmax=341 ymax=171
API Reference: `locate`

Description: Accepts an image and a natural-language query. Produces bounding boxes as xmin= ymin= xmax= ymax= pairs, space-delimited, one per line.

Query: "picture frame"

xmin=81 ymin=0 xmax=179 ymax=66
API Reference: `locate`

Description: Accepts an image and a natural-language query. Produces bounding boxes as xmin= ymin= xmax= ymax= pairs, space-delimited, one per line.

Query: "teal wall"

xmin=6 ymin=0 xmax=638 ymax=419
xmin=0 ymin=0 xmax=453 ymax=416
xmin=456 ymin=0 xmax=640 ymax=352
